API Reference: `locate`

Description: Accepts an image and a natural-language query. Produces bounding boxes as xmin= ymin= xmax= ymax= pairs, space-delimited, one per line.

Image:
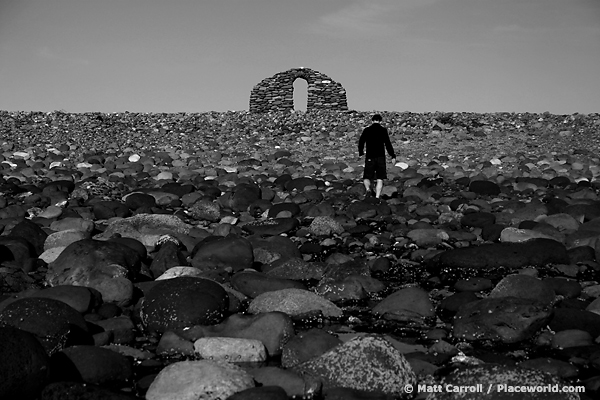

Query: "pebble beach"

xmin=1 ymin=109 xmax=600 ymax=400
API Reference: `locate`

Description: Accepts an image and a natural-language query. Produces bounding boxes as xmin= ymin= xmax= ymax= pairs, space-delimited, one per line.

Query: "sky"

xmin=1 ymin=0 xmax=599 ymax=114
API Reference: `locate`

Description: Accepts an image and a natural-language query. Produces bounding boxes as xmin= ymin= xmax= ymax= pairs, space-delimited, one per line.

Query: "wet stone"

xmin=140 ymin=277 xmax=229 ymax=334
xmin=427 ymin=363 xmax=580 ymax=400
xmin=230 ymin=271 xmax=306 ymax=298
xmin=438 ymin=239 xmax=569 ymax=270
xmin=187 ymin=199 xmax=221 ymax=222
xmin=454 ymin=277 xmax=493 ymax=292
xmin=248 ymin=288 xmax=343 ymax=318
xmin=40 ymin=381 xmax=138 ymax=400
xmin=438 ymin=291 xmax=479 ymax=322
xmin=293 ymin=335 xmax=416 ymax=396
xmin=247 ymin=234 xmax=301 ymax=265
xmin=23 ymin=284 xmax=96 ymax=314
xmin=49 ymin=345 xmax=133 ymax=386
xmin=242 ymin=217 xmax=299 ymax=236
xmin=489 ymin=274 xmax=556 ymax=306
xmin=281 ymin=328 xmax=342 ymax=368
xmin=0 ymin=326 xmax=50 ymax=400
xmin=372 ymin=286 xmax=435 ymax=323
xmin=0 ymin=297 xmax=91 ymax=355
xmin=194 ymin=337 xmax=267 ymax=362
xmin=468 ymin=180 xmax=501 ymax=195
xmin=268 ymin=202 xmax=301 ymax=218
xmin=191 ymin=234 xmax=254 ymax=272
xmin=549 ymin=308 xmax=600 ymax=338
xmin=146 ymin=360 xmax=254 ymax=400
xmin=263 ymin=257 xmax=325 ymax=280
xmin=542 ymin=277 xmax=582 ymax=299
xmin=453 ymin=297 xmax=553 ymax=343
xmin=179 ymin=311 xmax=294 ymax=357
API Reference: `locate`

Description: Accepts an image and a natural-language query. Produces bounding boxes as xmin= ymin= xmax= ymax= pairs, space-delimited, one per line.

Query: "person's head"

xmin=372 ymin=114 xmax=383 ymax=123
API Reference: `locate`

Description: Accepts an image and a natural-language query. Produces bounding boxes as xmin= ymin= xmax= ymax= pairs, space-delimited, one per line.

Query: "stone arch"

xmin=249 ymin=67 xmax=348 ymax=113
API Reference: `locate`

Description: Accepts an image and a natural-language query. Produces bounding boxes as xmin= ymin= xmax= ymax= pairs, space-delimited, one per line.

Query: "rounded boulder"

xmin=0 ymin=297 xmax=91 ymax=355
xmin=0 ymin=326 xmax=50 ymax=400
xmin=191 ymin=234 xmax=254 ymax=272
xmin=146 ymin=360 xmax=254 ymax=400
xmin=141 ymin=277 xmax=229 ymax=334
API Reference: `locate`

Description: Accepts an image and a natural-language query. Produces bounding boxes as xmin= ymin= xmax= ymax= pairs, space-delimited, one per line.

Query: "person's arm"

xmin=384 ymin=128 xmax=396 ymax=160
xmin=358 ymin=129 xmax=366 ymax=157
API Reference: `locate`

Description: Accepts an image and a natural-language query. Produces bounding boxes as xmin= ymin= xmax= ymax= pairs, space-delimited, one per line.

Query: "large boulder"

xmin=247 ymin=234 xmax=301 ymax=264
xmin=187 ymin=199 xmax=221 ymax=222
xmin=149 ymin=241 xmax=188 ymax=278
xmin=0 ymin=326 xmax=50 ymax=400
xmin=8 ymin=219 xmax=48 ymax=256
xmin=46 ymin=239 xmax=141 ymax=285
xmin=248 ymin=288 xmax=342 ymax=318
xmin=92 ymin=200 xmax=131 ymax=220
xmin=124 ymin=192 xmax=157 ymax=210
xmin=13 ymin=285 xmax=97 ymax=314
xmin=489 ymin=274 xmax=556 ymax=306
xmin=218 ymin=182 xmax=261 ymax=212
xmin=308 ymin=216 xmax=345 ymax=236
xmin=39 ymin=382 xmax=138 ymax=400
xmin=426 ymin=363 xmax=580 ymax=400
xmin=191 ymin=234 xmax=254 ymax=272
xmin=231 ymin=271 xmax=306 ymax=298
xmin=45 ymin=239 xmax=140 ymax=305
xmin=453 ymin=297 xmax=552 ymax=343
xmin=49 ymin=345 xmax=133 ymax=386
xmin=193 ymin=337 xmax=267 ymax=363
xmin=0 ymin=297 xmax=91 ymax=354
xmin=93 ymin=213 xmax=194 ymax=249
xmin=293 ymin=335 xmax=416 ymax=395
xmin=141 ymin=277 xmax=229 ymax=334
xmin=0 ymin=236 xmax=38 ymax=270
xmin=372 ymin=286 xmax=436 ymax=323
xmin=146 ymin=360 xmax=254 ymax=400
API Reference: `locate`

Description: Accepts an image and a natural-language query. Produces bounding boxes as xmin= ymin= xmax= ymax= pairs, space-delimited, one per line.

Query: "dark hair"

xmin=372 ymin=114 xmax=382 ymax=122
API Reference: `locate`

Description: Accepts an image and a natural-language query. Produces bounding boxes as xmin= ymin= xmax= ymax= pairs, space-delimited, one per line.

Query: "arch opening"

xmin=293 ymin=78 xmax=308 ymax=112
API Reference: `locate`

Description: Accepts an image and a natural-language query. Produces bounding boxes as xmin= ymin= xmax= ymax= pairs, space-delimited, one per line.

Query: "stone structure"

xmin=250 ymin=67 xmax=348 ymax=113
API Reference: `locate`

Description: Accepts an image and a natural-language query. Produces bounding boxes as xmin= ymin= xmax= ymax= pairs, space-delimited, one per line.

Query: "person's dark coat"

xmin=358 ymin=123 xmax=395 ymax=159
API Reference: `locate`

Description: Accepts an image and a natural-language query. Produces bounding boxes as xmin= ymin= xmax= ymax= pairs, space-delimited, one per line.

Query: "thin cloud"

xmin=308 ymin=0 xmax=444 ymax=38
xmin=491 ymin=23 xmax=600 ymax=46
xmin=493 ymin=24 xmax=522 ymax=33
xmin=37 ymin=46 xmax=90 ymax=66
xmin=309 ymin=1 xmax=401 ymax=38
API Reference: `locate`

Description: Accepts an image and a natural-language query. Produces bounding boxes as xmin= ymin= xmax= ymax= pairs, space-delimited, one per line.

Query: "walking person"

xmin=358 ymin=114 xmax=396 ymax=199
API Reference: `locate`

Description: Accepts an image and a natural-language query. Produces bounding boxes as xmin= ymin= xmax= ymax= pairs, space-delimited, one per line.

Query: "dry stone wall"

xmin=250 ymin=67 xmax=348 ymax=113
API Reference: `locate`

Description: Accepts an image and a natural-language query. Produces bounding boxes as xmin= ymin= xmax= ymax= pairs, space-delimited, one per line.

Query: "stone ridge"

xmin=0 ymin=110 xmax=599 ymax=168
xmin=249 ymin=67 xmax=348 ymax=113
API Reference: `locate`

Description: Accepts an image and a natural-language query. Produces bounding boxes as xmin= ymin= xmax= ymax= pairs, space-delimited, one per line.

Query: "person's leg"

xmin=373 ymin=157 xmax=386 ymax=198
xmin=363 ymin=158 xmax=375 ymax=196
xmin=375 ymin=179 xmax=384 ymax=198
xmin=363 ymin=178 xmax=372 ymax=194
